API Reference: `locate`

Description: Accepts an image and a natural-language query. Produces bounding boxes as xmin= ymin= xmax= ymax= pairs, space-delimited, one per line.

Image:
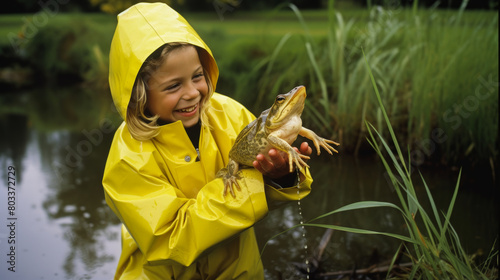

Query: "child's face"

xmin=146 ymin=46 xmax=208 ymax=128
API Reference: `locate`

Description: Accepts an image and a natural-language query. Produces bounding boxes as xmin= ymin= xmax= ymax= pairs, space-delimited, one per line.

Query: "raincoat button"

xmin=184 ymin=155 xmax=191 ymax=162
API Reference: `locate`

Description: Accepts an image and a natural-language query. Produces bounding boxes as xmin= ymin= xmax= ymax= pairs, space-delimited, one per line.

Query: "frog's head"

xmin=266 ymin=86 xmax=306 ymax=129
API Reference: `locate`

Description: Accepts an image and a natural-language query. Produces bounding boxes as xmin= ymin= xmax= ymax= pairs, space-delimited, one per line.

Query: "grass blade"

xmin=362 ymin=49 xmax=408 ymax=175
xmin=440 ymin=169 xmax=462 ymax=244
xmin=309 ymin=200 xmax=403 ymax=222
xmin=303 ymin=223 xmax=415 ymax=243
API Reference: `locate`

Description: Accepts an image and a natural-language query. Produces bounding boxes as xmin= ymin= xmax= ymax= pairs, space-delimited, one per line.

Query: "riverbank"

xmin=0 ymin=7 xmax=498 ymax=174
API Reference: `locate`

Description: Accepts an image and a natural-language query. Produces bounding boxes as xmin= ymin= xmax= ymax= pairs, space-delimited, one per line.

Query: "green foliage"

xmin=261 ymin=52 xmax=498 ymax=279
xmin=22 ymin=14 xmax=112 ymax=86
xmin=404 ymin=9 xmax=499 ymax=165
xmin=216 ymin=36 xmax=271 ymax=105
xmin=89 ymin=0 xmax=176 ymax=14
xmin=235 ymin=3 xmax=418 ymax=151
xmin=238 ymin=3 xmax=498 ymax=166
xmin=363 ymin=52 xmax=498 ymax=279
xmin=0 ymin=5 xmax=497 ymax=165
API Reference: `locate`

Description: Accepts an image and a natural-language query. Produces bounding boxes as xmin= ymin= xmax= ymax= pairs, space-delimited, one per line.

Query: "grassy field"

xmin=0 ymin=6 xmax=498 ymax=169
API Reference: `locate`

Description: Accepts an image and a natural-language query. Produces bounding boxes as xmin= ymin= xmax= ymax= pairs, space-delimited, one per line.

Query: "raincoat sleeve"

xmin=264 ymin=168 xmax=313 ymax=210
xmin=102 ymin=124 xmax=269 ymax=267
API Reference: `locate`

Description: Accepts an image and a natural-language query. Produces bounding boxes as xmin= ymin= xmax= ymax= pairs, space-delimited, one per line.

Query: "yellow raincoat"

xmin=103 ymin=3 xmax=313 ymax=279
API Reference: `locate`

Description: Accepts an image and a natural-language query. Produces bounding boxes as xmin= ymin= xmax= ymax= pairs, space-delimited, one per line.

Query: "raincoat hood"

xmin=109 ymin=2 xmax=219 ymax=120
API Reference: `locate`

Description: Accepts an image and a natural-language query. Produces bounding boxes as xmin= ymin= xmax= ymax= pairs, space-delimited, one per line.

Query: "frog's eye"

xmin=276 ymin=96 xmax=286 ymax=102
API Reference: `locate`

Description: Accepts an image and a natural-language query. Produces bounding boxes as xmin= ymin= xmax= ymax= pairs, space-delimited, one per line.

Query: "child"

xmin=102 ymin=3 xmax=313 ymax=279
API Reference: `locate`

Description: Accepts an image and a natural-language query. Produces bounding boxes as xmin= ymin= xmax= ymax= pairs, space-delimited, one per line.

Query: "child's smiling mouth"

xmin=176 ymin=103 xmax=198 ymax=113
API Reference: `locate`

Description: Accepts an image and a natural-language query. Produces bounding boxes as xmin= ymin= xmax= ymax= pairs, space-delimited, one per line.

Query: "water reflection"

xmin=0 ymin=114 xmax=29 ymax=184
xmin=256 ymin=155 xmax=408 ymax=279
xmin=0 ymin=87 xmax=497 ymax=279
xmin=257 ymin=154 xmax=498 ymax=279
xmin=39 ymin=128 xmax=121 ymax=279
xmin=0 ymin=87 xmax=122 ymax=280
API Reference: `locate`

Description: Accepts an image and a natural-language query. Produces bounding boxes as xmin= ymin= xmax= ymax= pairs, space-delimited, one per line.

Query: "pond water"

xmin=0 ymin=87 xmax=497 ymax=280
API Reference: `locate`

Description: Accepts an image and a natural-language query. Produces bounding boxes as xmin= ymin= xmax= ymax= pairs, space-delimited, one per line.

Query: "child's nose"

xmin=184 ymin=86 xmax=200 ymax=100
xmin=183 ymin=82 xmax=199 ymax=99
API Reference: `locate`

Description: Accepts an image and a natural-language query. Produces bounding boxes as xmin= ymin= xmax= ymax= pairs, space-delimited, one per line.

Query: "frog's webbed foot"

xmin=288 ymin=148 xmax=310 ymax=173
xmin=223 ymin=174 xmax=241 ymax=198
xmin=216 ymin=160 xmax=242 ymax=198
xmin=315 ymin=137 xmax=339 ymax=155
xmin=300 ymin=127 xmax=340 ymax=155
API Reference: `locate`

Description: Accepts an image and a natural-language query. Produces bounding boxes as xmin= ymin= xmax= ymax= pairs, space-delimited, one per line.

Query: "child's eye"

xmin=193 ymin=72 xmax=204 ymax=79
xmin=165 ymin=83 xmax=180 ymax=91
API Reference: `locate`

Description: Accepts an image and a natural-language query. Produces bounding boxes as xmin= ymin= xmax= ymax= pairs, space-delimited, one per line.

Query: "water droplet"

xmin=63 ymin=204 xmax=77 ymax=213
xmin=294 ymin=169 xmax=309 ymax=280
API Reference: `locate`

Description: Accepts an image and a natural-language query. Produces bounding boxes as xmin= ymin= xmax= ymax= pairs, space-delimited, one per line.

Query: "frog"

xmin=217 ymin=86 xmax=339 ymax=197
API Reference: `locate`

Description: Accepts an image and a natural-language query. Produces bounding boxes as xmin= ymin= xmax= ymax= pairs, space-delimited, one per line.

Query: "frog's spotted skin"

xmin=230 ymin=118 xmax=269 ymax=166
xmin=217 ymin=86 xmax=339 ymax=197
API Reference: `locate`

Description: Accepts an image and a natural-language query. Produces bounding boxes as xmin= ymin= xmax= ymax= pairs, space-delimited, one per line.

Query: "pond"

xmin=0 ymin=87 xmax=497 ymax=280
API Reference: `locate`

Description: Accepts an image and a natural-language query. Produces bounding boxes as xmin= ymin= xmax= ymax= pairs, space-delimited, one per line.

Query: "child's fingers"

xmin=300 ymin=142 xmax=312 ymax=156
xmin=267 ymin=149 xmax=287 ymax=171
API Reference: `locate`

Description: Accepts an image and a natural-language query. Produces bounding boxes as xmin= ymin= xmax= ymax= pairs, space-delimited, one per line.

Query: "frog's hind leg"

xmin=219 ymin=160 xmax=242 ymax=198
xmin=299 ymin=127 xmax=340 ymax=155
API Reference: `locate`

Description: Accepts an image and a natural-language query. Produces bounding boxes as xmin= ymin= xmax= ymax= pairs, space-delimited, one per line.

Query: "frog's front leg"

xmin=267 ymin=133 xmax=310 ymax=172
xmin=299 ymin=127 xmax=340 ymax=155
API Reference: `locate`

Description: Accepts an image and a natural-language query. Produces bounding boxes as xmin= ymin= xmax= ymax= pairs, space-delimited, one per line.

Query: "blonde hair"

xmin=127 ymin=43 xmax=214 ymax=141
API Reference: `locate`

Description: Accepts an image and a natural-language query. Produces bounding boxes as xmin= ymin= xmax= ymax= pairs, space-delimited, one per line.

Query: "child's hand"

xmin=253 ymin=142 xmax=312 ymax=179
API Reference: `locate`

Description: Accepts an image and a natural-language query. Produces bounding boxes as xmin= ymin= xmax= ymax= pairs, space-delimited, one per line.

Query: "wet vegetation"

xmin=0 ymin=1 xmax=498 ymax=279
xmin=1 ymin=4 xmax=497 ymax=172
xmin=259 ymin=56 xmax=498 ymax=279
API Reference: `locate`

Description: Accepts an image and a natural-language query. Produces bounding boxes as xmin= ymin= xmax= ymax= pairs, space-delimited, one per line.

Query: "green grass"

xmin=217 ymin=4 xmax=498 ymax=167
xmin=1 ymin=13 xmax=115 ymax=87
xmin=1 ymin=6 xmax=497 ymax=276
xmin=363 ymin=52 xmax=498 ymax=278
xmin=260 ymin=51 xmax=498 ymax=279
xmin=0 ymin=13 xmax=116 ymax=46
xmin=0 ymin=5 xmax=497 ymax=166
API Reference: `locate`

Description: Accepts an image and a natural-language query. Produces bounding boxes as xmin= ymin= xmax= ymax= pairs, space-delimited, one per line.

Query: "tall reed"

xmin=261 ymin=53 xmax=498 ymax=279
xmin=243 ymin=1 xmax=498 ymax=166
xmin=363 ymin=52 xmax=498 ymax=279
xmin=247 ymin=2 xmax=417 ymax=154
